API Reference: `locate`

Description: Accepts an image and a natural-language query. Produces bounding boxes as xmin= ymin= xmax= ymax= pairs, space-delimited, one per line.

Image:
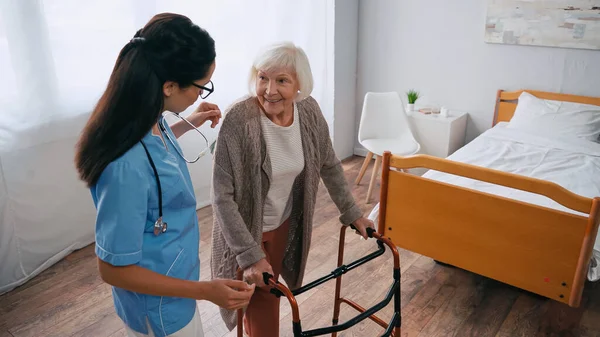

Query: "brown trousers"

xmin=243 ymin=219 xmax=290 ymax=337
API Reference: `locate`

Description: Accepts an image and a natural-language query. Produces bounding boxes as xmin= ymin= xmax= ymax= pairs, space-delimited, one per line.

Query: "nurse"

xmin=74 ymin=13 xmax=255 ymax=337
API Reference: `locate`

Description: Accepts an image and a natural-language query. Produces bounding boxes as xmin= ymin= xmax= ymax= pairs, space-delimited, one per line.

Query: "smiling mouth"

xmin=264 ymin=97 xmax=282 ymax=103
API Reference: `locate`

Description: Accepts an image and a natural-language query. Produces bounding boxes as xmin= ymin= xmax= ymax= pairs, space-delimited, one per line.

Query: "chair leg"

xmin=366 ymin=155 xmax=381 ymax=204
xmin=355 ymin=152 xmax=373 ymax=185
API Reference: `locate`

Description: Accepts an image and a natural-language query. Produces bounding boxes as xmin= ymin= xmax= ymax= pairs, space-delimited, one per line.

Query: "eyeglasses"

xmin=192 ymin=80 xmax=214 ymax=99
xmin=160 ymin=112 xmax=211 ymax=163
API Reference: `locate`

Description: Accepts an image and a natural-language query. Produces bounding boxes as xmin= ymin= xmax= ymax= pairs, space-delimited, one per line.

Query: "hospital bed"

xmin=368 ymin=89 xmax=600 ymax=309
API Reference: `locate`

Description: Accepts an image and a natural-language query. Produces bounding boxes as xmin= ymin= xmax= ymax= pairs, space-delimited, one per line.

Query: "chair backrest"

xmin=358 ymin=92 xmax=415 ymax=142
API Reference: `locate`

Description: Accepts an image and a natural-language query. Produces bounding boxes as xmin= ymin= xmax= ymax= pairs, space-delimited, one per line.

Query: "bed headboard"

xmin=493 ymin=89 xmax=600 ymax=126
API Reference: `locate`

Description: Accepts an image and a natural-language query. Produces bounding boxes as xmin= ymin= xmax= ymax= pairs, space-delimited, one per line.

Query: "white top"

xmin=260 ymin=102 xmax=305 ymax=232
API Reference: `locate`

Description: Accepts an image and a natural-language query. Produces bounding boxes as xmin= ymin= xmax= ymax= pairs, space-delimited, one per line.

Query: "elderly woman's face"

xmin=256 ymin=68 xmax=299 ymax=117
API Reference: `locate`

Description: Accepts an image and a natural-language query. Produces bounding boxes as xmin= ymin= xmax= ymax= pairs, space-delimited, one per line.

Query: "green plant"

xmin=406 ymin=89 xmax=420 ymax=104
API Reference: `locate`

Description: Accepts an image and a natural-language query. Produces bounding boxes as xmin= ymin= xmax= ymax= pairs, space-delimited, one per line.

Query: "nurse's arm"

xmin=97 ymin=258 xmax=255 ymax=310
xmin=170 ymin=109 xmax=221 ymax=138
xmin=170 ymin=120 xmax=194 ymax=138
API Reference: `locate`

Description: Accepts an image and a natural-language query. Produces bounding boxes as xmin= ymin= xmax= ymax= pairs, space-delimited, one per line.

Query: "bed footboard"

xmin=378 ymin=152 xmax=600 ymax=307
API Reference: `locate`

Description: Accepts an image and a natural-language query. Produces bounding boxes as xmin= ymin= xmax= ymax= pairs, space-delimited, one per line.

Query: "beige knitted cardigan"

xmin=210 ymin=95 xmax=363 ymax=330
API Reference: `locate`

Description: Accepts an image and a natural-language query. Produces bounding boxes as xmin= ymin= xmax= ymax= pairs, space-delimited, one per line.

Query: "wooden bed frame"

xmin=378 ymin=89 xmax=600 ymax=308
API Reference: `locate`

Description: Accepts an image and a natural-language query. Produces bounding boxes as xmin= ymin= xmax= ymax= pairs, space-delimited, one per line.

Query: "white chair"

xmin=356 ymin=92 xmax=420 ymax=203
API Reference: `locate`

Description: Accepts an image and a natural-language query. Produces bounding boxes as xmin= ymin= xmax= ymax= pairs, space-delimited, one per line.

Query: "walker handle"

xmin=263 ymin=272 xmax=272 ymax=285
xmin=349 ymin=224 xmax=376 ymax=238
xmin=262 ymin=272 xmax=288 ymax=299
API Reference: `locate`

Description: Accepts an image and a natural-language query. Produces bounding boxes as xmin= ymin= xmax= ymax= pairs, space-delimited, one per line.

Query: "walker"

xmin=237 ymin=225 xmax=401 ymax=336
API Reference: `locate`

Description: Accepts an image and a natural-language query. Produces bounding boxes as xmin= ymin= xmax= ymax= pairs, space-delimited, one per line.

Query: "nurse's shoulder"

xmin=93 ymin=141 xmax=150 ymax=192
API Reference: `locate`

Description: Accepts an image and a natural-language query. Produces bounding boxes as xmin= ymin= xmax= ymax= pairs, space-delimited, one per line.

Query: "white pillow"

xmin=507 ymin=91 xmax=600 ymax=142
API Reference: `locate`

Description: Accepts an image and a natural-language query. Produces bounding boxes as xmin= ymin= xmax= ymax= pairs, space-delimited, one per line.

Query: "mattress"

xmin=368 ymin=122 xmax=600 ymax=281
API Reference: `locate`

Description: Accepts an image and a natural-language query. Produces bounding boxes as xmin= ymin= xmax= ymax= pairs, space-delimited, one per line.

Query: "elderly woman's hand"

xmin=243 ymin=258 xmax=274 ymax=287
xmin=350 ymin=217 xmax=376 ymax=240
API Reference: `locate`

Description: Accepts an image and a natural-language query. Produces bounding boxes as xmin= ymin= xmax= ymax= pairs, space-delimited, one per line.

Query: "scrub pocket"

xmin=159 ymin=248 xmax=197 ymax=332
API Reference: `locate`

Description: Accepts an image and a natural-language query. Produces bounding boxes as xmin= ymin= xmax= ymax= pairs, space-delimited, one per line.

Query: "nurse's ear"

xmin=163 ymin=81 xmax=176 ymax=97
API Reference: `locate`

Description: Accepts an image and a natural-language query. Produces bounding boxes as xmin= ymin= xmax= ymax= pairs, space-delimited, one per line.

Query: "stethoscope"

xmin=139 ymin=114 xmax=211 ymax=236
xmin=159 ymin=112 xmax=211 ymax=164
xmin=140 ymin=139 xmax=167 ymax=236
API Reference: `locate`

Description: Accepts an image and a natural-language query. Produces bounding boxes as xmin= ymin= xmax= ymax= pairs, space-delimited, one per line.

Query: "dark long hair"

xmin=75 ymin=13 xmax=215 ymax=187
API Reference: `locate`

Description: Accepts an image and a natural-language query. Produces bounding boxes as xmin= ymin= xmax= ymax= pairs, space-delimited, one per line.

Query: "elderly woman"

xmin=210 ymin=42 xmax=374 ymax=337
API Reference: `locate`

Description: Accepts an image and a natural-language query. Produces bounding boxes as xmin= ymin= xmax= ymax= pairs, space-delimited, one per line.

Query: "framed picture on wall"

xmin=484 ymin=0 xmax=600 ymax=50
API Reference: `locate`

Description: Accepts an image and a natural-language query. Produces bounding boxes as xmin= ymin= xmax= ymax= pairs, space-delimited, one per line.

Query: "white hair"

xmin=248 ymin=41 xmax=314 ymax=102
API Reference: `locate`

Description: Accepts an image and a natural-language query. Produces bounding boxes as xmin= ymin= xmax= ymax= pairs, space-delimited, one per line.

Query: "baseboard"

xmin=353 ymin=147 xmax=370 ymax=157
xmin=352 ymin=146 xmax=428 ymax=177
xmin=196 ymin=200 xmax=211 ymax=210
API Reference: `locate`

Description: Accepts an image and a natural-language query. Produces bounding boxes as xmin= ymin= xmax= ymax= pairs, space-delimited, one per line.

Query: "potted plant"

xmin=406 ymin=89 xmax=420 ymax=112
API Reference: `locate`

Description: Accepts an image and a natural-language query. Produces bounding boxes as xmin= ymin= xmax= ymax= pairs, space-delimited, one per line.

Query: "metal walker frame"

xmin=237 ymin=225 xmax=402 ymax=336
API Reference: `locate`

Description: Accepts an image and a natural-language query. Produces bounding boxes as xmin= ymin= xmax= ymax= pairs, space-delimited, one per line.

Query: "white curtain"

xmin=0 ymin=0 xmax=331 ymax=294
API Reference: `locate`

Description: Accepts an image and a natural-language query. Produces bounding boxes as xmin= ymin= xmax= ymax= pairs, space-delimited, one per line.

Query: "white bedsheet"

xmin=368 ymin=122 xmax=600 ymax=281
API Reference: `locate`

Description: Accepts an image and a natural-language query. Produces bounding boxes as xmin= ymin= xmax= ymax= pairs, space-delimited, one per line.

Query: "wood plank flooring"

xmin=1 ymin=156 xmax=599 ymax=336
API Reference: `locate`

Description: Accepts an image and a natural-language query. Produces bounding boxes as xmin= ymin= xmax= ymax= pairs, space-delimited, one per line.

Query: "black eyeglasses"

xmin=192 ymin=80 xmax=214 ymax=99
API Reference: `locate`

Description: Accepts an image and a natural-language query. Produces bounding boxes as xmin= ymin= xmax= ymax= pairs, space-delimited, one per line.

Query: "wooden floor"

xmin=1 ymin=156 xmax=599 ymax=337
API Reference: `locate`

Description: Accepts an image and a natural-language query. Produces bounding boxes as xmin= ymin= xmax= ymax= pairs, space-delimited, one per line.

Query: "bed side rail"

xmin=389 ymin=154 xmax=593 ymax=214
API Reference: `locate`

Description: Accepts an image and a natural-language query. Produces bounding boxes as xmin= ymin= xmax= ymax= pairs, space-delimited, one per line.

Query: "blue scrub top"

xmin=91 ymin=119 xmax=199 ymax=337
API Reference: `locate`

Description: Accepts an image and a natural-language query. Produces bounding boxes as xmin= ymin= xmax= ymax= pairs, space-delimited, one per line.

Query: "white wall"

xmin=355 ymin=0 xmax=600 ymax=152
xmin=332 ymin=0 xmax=360 ymax=159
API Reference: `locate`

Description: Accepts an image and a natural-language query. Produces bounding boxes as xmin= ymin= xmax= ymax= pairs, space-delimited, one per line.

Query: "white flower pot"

xmin=407 ymin=103 xmax=414 ymax=112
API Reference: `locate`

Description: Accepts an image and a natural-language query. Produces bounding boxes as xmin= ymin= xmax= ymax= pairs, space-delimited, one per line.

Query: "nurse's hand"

xmin=189 ymin=102 xmax=222 ymax=128
xmin=201 ymin=279 xmax=255 ymax=311
xmin=243 ymin=258 xmax=274 ymax=287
